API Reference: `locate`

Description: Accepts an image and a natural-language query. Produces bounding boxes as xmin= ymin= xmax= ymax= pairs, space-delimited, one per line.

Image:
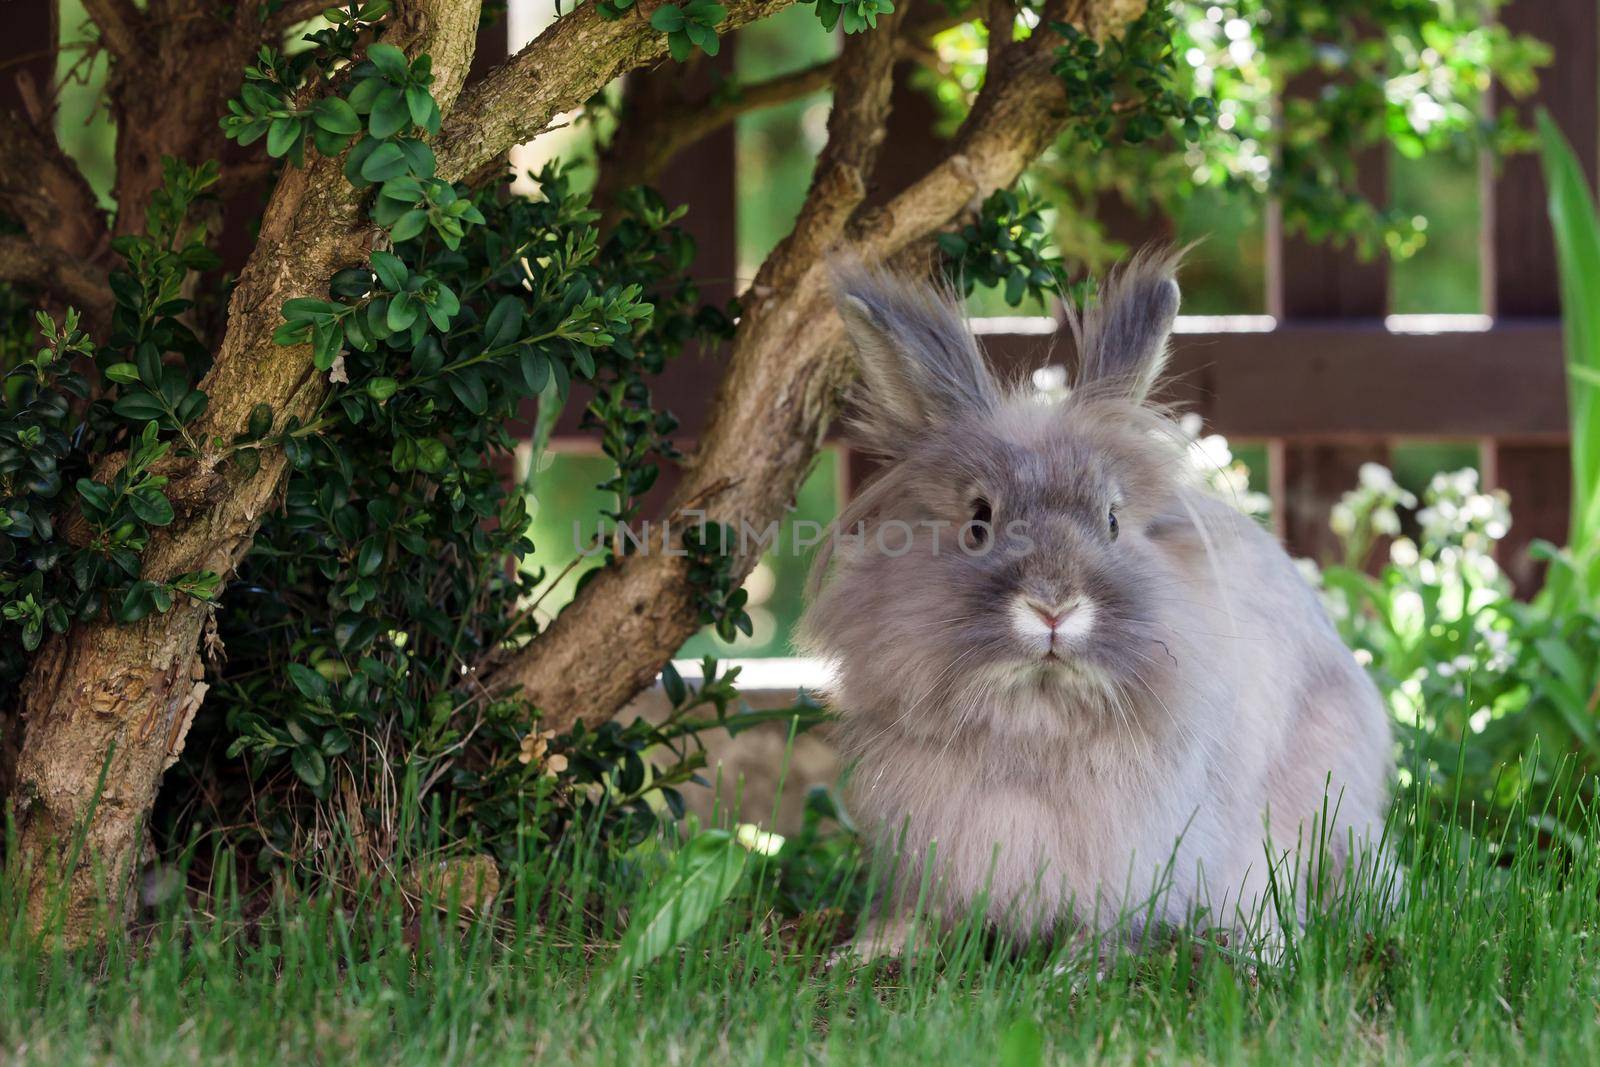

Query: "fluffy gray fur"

xmin=802 ymin=252 xmax=1393 ymax=952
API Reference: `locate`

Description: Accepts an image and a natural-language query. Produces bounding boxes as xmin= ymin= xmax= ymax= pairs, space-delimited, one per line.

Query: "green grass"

xmin=5 ymin=766 xmax=1600 ymax=1067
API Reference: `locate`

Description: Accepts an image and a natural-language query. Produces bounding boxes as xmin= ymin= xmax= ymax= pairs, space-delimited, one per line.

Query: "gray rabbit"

xmin=800 ymin=250 xmax=1393 ymax=955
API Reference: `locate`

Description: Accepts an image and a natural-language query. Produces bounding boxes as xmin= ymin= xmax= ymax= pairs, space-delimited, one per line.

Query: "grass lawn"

xmin=4 ymin=775 xmax=1599 ymax=1066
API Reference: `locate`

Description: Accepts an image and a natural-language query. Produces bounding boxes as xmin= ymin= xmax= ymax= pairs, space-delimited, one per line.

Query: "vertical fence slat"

xmin=532 ymin=48 xmax=739 ymax=512
xmin=1268 ymin=62 xmax=1391 ymax=566
xmin=1482 ymin=0 xmax=1596 ymax=596
xmin=641 ymin=51 xmax=740 ymax=514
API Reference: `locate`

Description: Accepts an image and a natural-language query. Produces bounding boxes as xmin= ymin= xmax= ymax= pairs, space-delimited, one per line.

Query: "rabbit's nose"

xmin=1027 ymin=599 xmax=1075 ymax=630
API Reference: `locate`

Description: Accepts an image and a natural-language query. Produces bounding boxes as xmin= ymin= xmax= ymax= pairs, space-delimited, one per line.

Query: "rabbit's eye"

xmin=1108 ymin=507 xmax=1120 ymax=541
xmin=966 ymin=498 xmax=992 ymax=546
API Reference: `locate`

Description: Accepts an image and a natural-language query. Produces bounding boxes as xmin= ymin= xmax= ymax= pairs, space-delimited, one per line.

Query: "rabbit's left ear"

xmin=1073 ymin=248 xmax=1182 ymax=404
xmin=832 ymin=263 xmax=1000 ymax=453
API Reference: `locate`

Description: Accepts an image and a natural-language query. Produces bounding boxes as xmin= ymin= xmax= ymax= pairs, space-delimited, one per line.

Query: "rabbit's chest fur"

xmin=848 ymin=685 xmax=1257 ymax=936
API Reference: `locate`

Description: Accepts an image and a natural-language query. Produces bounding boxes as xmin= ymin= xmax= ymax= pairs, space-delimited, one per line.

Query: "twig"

xmin=82 ymin=0 xmax=145 ymax=63
xmin=592 ymin=2 xmax=973 ymax=214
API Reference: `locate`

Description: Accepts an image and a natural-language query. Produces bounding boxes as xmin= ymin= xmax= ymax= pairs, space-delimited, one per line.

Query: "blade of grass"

xmin=1538 ymin=108 xmax=1600 ymax=608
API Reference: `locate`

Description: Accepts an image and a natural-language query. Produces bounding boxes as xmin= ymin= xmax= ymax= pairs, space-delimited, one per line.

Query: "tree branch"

xmin=0 ymin=235 xmax=113 ymax=325
xmin=478 ymin=0 xmax=1145 ymax=733
xmin=0 ymin=110 xmax=108 ymax=257
xmin=266 ymin=0 xmax=338 ymax=34
xmin=433 ymin=0 xmax=798 ymax=184
xmin=0 ymin=106 xmax=112 ymax=331
xmin=591 ymin=57 xmax=836 ymax=220
xmin=82 ymin=0 xmax=146 ymax=63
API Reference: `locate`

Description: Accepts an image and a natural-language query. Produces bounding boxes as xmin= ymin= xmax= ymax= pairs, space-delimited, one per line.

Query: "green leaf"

xmin=388 ymin=209 xmax=428 ymax=243
xmin=312 ymin=97 xmax=363 ymax=135
xmin=415 ymin=438 xmax=448 ymax=473
xmin=369 ymin=88 xmax=411 ymax=139
xmin=266 ymin=116 xmax=303 ymax=158
xmin=371 ymin=250 xmax=408 ymax=291
xmin=1539 ymin=108 xmax=1600 ymax=609
xmin=387 ymin=293 xmax=419 ymax=331
xmin=291 ymin=746 xmax=328 ymax=789
xmin=661 ymin=661 xmax=687 ymax=706
xmin=116 ymin=582 xmax=158 ymax=623
xmin=650 ymin=4 xmax=686 ymax=31
xmin=366 ymin=377 xmax=399 ymax=402
xmin=519 ymin=348 xmax=550 ymax=394
xmin=76 ymin=478 xmax=114 ymax=515
xmin=247 ymin=402 xmax=274 ymax=439
xmin=594 ymin=830 xmax=747 ymax=1003
xmin=446 ymin=371 xmax=488 ymax=415
xmin=360 ymin=141 xmax=409 ymax=182
xmin=379 ymin=175 xmax=424 ymax=202
xmin=485 ymin=295 xmax=524 ymax=347
xmin=128 ymin=489 xmax=175 ymax=527
xmin=685 ymin=0 xmax=727 ymax=21
xmin=357 ymin=539 xmax=384 ymax=576
xmin=396 ymin=138 xmax=437 ymax=179
xmin=347 ymin=75 xmax=387 ymax=114
xmin=112 ymin=391 xmax=169 ymax=422
xmin=287 ymin=662 xmax=331 ymax=701
xmin=343 ymin=135 xmax=383 ymax=185
xmin=1536 ymin=637 xmax=1588 ymax=693
xmin=104 ymin=362 xmax=140 ymax=384
xmin=312 ymin=319 xmax=345 ymax=371
xmin=685 ymin=21 xmax=718 ymax=53
xmin=282 ymin=296 xmax=340 ymax=321
xmin=391 ymin=436 xmax=419 ymax=471
xmin=405 ymin=86 xmax=439 ymax=134
xmin=367 ymin=42 xmax=410 ymax=80
xmin=273 ymin=321 xmax=312 ymax=346
xmin=310 ymin=125 xmax=350 ymax=159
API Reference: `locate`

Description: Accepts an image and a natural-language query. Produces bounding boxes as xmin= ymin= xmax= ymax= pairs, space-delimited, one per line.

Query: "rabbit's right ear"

xmin=1073 ymin=247 xmax=1182 ymax=404
xmin=832 ymin=263 xmax=999 ymax=453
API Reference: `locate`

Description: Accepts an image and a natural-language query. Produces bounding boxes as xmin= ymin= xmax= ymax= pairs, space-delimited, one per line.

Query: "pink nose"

xmin=1029 ymin=601 xmax=1070 ymax=630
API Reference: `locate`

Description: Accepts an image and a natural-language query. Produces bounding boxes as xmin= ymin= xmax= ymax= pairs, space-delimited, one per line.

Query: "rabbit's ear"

xmin=832 ymin=263 xmax=999 ymax=450
xmin=1073 ymin=247 xmax=1182 ymax=404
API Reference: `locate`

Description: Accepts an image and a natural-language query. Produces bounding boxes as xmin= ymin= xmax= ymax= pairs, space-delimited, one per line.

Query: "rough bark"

xmin=10 ymin=0 xmax=485 ymax=943
xmin=480 ymin=0 xmax=1145 ymax=732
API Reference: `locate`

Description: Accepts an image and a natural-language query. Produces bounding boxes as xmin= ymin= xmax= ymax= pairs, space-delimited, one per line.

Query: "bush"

xmin=1322 ymin=464 xmax=1600 ymax=855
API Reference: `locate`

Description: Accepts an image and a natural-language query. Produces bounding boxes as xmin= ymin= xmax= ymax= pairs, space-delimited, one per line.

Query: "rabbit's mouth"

xmin=1009 ymin=595 xmax=1099 ymax=661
